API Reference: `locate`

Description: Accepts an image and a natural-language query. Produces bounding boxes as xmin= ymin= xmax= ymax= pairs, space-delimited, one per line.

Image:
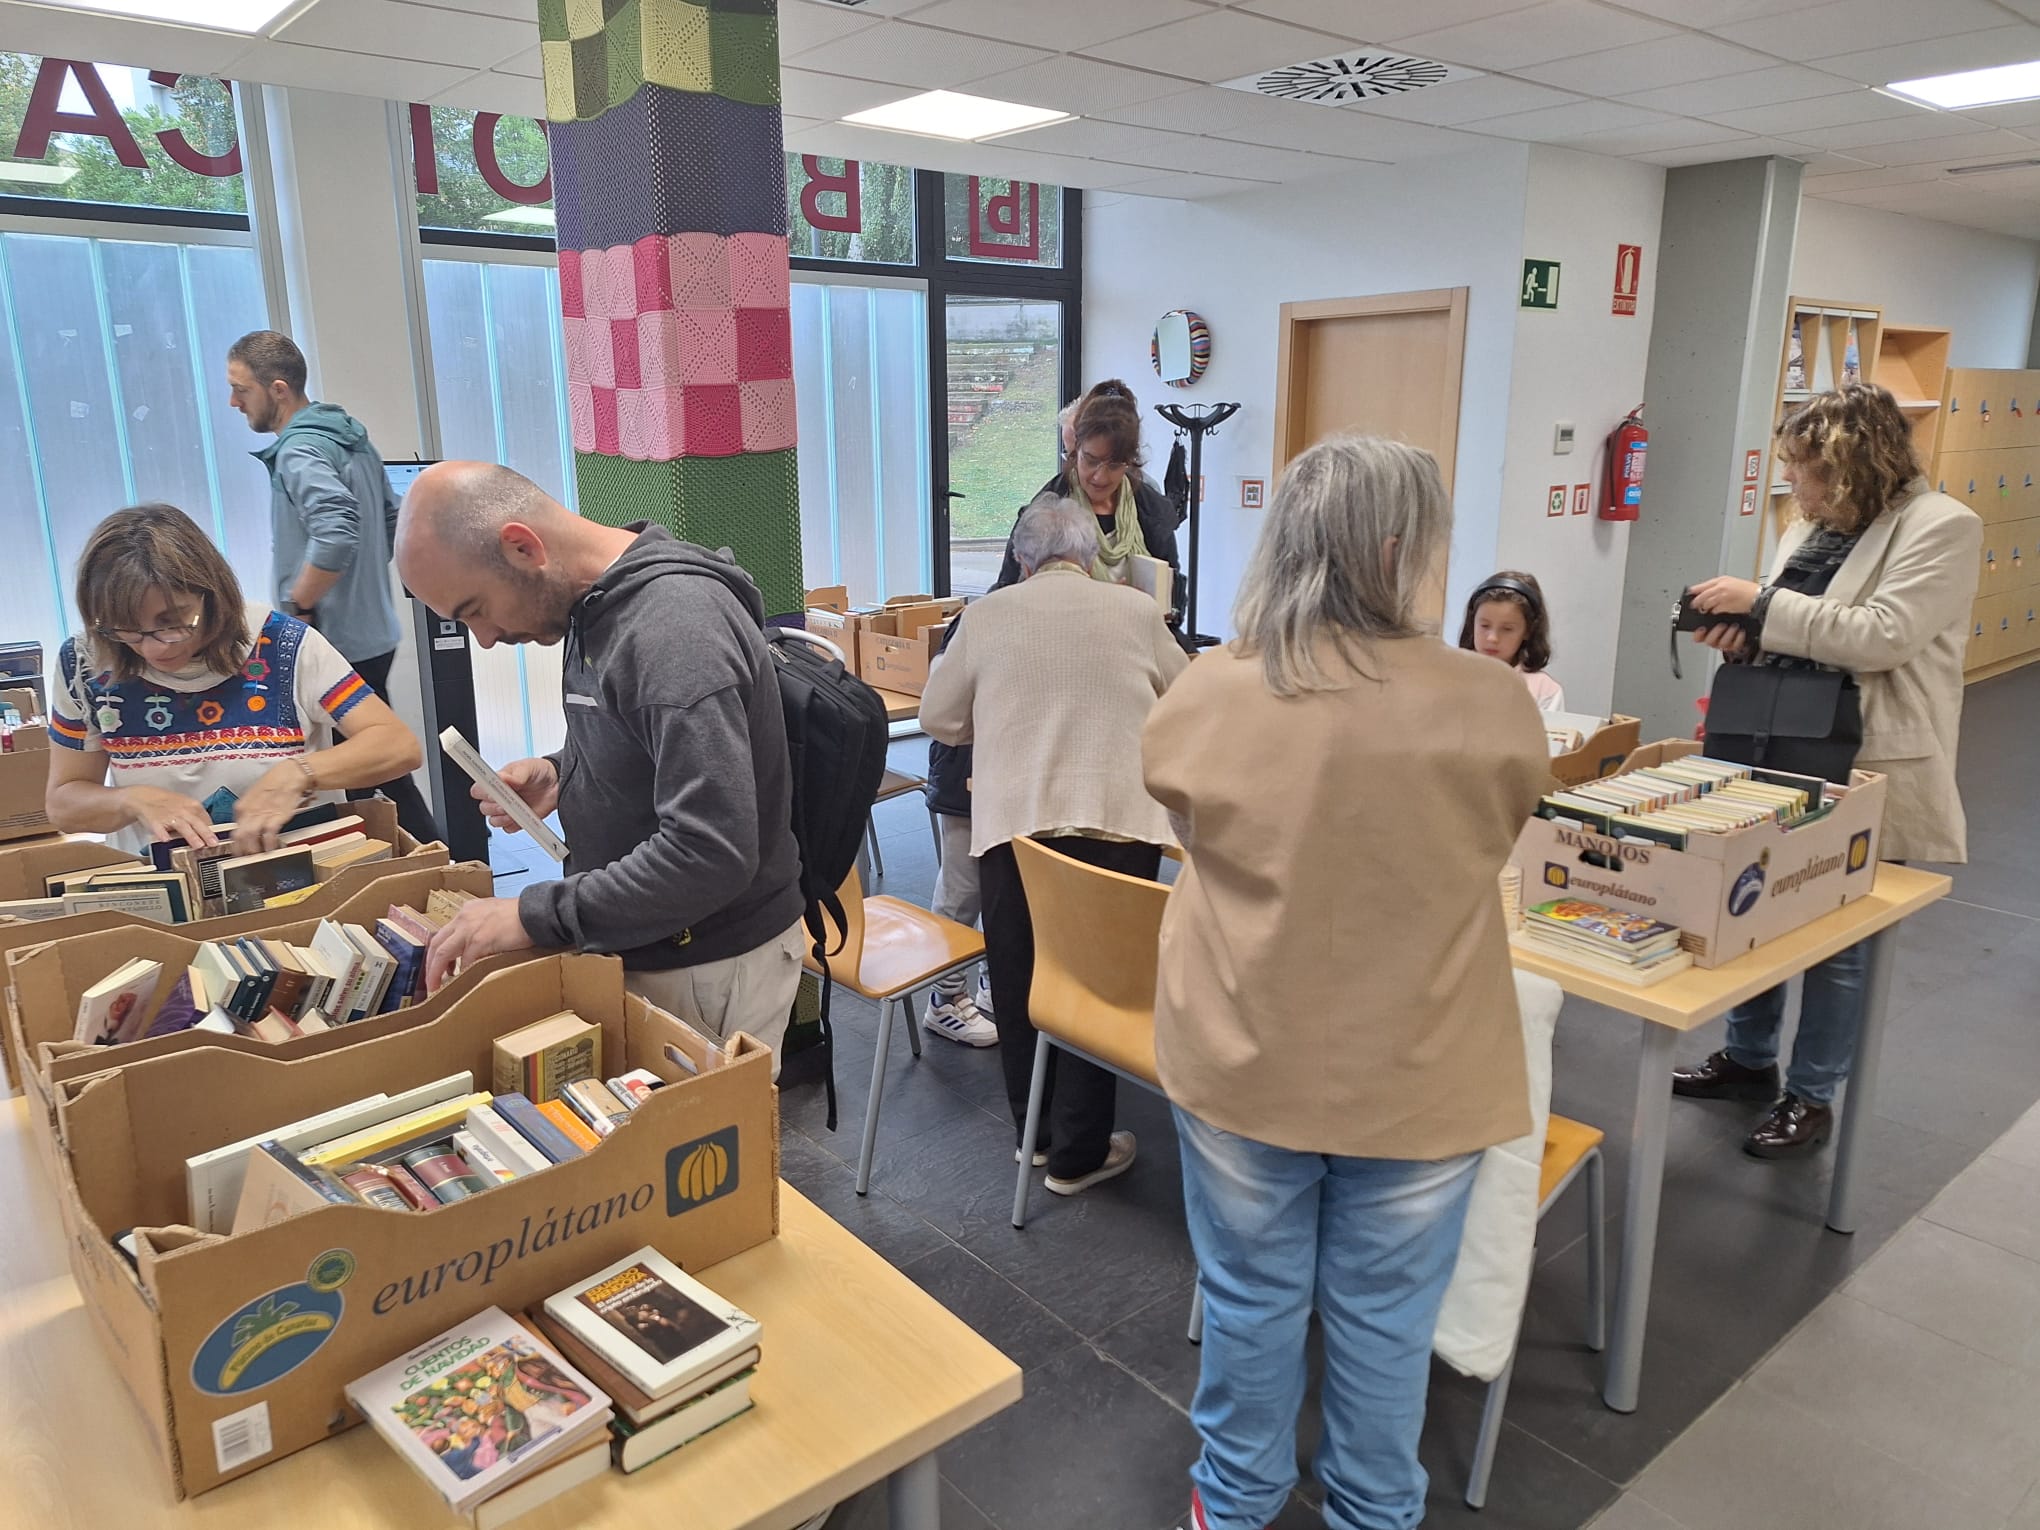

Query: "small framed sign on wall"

xmin=1241 ymin=478 xmax=1265 ymax=509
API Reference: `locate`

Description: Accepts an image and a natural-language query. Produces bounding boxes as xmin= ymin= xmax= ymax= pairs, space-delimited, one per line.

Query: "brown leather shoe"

xmin=1671 ymin=1049 xmax=1780 ymax=1101
xmin=1744 ymin=1093 xmax=1833 ymax=1159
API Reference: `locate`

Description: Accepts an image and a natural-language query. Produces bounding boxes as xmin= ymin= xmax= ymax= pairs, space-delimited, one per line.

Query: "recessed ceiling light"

xmin=843 ymin=90 xmax=1070 ymax=143
xmin=482 ymin=206 xmax=557 ymax=227
xmin=40 ymin=0 xmax=297 ymax=33
xmin=1886 ymin=58 xmax=2040 ymax=110
xmin=0 ymin=163 xmax=81 ymax=186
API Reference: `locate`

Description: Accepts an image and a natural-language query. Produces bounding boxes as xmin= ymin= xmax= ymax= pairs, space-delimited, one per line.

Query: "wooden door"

xmin=1271 ymin=288 xmax=1469 ymax=617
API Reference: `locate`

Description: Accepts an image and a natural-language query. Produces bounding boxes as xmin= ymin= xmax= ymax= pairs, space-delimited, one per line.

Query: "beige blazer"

xmin=1761 ymin=484 xmax=1980 ymax=863
xmin=919 ymin=564 xmax=1187 ymax=857
xmin=1142 ymin=636 xmax=1549 ymax=1162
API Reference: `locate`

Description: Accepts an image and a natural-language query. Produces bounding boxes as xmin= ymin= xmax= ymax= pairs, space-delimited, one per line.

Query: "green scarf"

xmin=1091 ymin=477 xmax=1148 ymax=581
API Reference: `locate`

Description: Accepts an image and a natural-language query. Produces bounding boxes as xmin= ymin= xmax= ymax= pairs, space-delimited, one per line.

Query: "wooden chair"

xmin=804 ymin=863 xmax=983 ymax=1195
xmin=865 ymin=767 xmax=926 ymax=883
xmin=1008 ymin=835 xmax=1171 ymax=1228
xmin=1465 ymin=1115 xmax=1605 ymax=1509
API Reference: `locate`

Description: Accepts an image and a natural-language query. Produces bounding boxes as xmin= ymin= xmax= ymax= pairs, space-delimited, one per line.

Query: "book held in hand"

xmin=440 ymin=727 xmax=568 ymax=862
xmin=344 ymin=1307 xmax=611 ymax=1515
xmin=542 ymin=1246 xmax=762 ymax=1400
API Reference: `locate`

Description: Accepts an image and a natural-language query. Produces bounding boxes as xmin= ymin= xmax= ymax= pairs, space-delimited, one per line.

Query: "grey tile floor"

xmin=501 ymin=663 xmax=2040 ymax=1529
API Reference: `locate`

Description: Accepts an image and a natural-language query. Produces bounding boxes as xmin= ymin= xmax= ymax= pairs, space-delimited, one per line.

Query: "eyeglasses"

xmin=96 ymin=618 xmax=202 ymax=646
xmin=1077 ymin=449 xmax=1130 ymax=474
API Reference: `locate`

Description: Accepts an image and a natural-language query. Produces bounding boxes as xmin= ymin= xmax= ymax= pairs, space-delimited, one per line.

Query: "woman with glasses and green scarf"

xmin=993 ymin=380 xmax=1187 ymax=645
xmin=46 ymin=503 xmax=422 ymax=856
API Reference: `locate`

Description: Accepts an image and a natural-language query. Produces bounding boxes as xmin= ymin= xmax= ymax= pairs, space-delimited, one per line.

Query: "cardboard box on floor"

xmin=857 ymin=600 xmax=962 ymax=695
xmin=1512 ymin=740 xmax=1888 ymax=968
xmin=0 ymin=686 xmax=53 ymax=843
xmin=52 ymin=953 xmax=777 ymax=1499
xmin=0 ymin=798 xmax=444 ymax=1093
xmin=1549 ymin=715 xmax=1642 ymax=789
xmin=8 ymin=859 xmax=495 ymax=1186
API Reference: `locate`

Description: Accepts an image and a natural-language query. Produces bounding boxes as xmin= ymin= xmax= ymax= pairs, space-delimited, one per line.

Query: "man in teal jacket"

xmin=229 ymin=329 xmax=437 ymax=843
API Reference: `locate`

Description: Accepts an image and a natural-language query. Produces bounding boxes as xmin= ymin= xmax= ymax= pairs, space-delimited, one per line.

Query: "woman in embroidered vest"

xmin=47 ymin=503 xmax=422 ymax=855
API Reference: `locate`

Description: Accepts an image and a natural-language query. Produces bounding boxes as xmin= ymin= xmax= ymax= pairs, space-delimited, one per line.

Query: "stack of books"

xmin=1498 ymin=864 xmax=1523 ymax=931
xmin=77 ymin=889 xmax=481 ymax=1048
xmin=346 ymin=1306 xmax=614 ymax=1528
xmin=1538 ymin=756 xmax=1824 ymax=850
xmin=1517 ymin=899 xmax=1692 ymax=986
xmin=535 ymin=1247 xmax=763 ymax=1474
xmin=217 ymin=1046 xmax=672 ymax=1234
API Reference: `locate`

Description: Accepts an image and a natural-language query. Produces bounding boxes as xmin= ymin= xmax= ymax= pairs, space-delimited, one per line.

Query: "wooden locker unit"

xmin=1935 ymin=367 xmax=2040 ymax=683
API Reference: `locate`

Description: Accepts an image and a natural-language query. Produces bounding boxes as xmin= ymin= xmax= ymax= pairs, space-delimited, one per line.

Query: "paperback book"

xmin=542 ymin=1245 xmax=762 ymax=1400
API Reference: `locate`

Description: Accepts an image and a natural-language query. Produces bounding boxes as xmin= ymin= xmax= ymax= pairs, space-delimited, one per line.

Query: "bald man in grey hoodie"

xmin=393 ymin=461 xmax=805 ymax=1068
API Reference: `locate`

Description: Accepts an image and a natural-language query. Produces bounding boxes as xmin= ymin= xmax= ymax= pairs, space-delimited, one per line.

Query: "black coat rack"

xmin=1154 ymin=401 xmax=1241 ymax=647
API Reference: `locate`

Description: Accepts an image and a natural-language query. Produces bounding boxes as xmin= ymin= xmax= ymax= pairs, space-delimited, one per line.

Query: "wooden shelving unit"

xmin=1931 ymin=366 xmax=2040 ymax=684
xmin=1756 ymin=298 xmax=1952 ymax=575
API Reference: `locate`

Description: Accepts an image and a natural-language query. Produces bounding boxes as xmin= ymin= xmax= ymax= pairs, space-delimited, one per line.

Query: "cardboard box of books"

xmin=0 ymin=686 xmax=54 ymax=844
xmin=8 ymin=860 xmax=496 ymax=1183
xmin=51 ymin=953 xmax=777 ymax=1499
xmin=0 ymin=799 xmax=445 ymax=1093
xmin=856 ymin=599 xmax=963 ymax=695
xmin=1549 ymin=714 xmax=1643 ymax=789
xmin=1512 ymin=740 xmax=1887 ymax=968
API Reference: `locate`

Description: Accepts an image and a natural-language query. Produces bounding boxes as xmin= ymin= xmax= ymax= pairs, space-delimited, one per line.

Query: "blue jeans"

xmin=1174 ymin=1106 xmax=1480 ymax=1530
xmin=1723 ymin=936 xmax=1870 ymax=1105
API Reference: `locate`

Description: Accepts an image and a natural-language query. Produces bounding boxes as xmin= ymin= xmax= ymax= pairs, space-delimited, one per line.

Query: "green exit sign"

xmin=1521 ymin=258 xmax=1561 ymax=310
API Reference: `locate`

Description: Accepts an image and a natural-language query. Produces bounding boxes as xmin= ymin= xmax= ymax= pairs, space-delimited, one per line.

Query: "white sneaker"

xmin=973 ymin=980 xmax=995 ymax=1016
xmin=922 ymin=994 xmax=997 ymax=1048
xmin=1014 ymin=1147 xmax=1047 ymax=1167
xmin=1045 ymin=1131 xmax=1136 ymax=1197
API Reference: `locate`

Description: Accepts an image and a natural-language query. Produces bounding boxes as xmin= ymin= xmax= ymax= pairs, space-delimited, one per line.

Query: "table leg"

xmin=1606 ymin=1022 xmax=1675 ymax=1414
xmin=886 ymin=1451 xmax=941 ymax=1530
xmin=1827 ymin=930 xmax=1897 ymax=1236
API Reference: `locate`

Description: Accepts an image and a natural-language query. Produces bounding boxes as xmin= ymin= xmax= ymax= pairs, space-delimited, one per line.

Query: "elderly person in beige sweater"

xmin=920 ymin=493 xmax=1188 ymax=1195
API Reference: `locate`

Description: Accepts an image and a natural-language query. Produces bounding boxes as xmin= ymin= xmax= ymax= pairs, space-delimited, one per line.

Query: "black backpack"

xmin=764 ymin=627 xmax=890 ymax=1130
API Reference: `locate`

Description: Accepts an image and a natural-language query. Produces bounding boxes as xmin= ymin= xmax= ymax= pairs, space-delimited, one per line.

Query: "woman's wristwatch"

xmin=291 ymin=757 xmax=319 ymax=802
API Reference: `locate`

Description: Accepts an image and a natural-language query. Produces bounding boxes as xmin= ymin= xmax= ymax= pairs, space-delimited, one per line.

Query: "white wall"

xmin=1081 ymin=144 xmax=1531 ymax=637
xmin=1494 ymin=147 xmax=1665 ymax=715
xmin=1791 ymin=198 xmax=2040 ymax=369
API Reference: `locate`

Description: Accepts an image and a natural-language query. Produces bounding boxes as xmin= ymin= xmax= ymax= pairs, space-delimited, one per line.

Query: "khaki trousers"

xmin=625 ymin=921 xmax=806 ymax=1079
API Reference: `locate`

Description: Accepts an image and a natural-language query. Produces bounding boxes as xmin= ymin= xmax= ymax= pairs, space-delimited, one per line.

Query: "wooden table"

xmin=1512 ymin=863 xmax=1950 ymax=1414
xmin=0 ymin=1107 xmax=1021 ymax=1530
xmin=873 ymin=687 xmax=921 ymax=724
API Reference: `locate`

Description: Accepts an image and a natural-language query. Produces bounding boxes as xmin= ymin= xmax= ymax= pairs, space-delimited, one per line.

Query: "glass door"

xmin=942 ymin=295 xmax=1063 ymax=597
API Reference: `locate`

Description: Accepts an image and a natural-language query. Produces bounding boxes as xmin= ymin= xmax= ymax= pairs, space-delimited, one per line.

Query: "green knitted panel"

xmin=574 ymin=450 xmax=803 ymax=617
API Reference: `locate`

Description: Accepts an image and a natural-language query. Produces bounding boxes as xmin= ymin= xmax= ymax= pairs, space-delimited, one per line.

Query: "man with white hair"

xmin=919 ymin=494 xmax=1188 ymax=1196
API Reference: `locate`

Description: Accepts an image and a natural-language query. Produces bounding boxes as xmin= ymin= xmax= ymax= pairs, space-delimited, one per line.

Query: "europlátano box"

xmin=53 ymin=953 xmax=777 ymax=1499
xmin=8 ymin=859 xmax=494 ymax=1187
xmin=0 ymin=798 xmax=444 ymax=1093
xmin=1512 ymin=740 xmax=1888 ymax=968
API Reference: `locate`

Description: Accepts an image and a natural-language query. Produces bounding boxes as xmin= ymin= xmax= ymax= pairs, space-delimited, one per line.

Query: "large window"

xmin=944 ymin=296 xmax=1063 ymax=595
xmin=0 ymin=54 xmax=267 ymax=676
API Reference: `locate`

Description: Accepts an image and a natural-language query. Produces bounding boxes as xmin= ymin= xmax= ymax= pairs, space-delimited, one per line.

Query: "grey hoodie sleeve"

xmin=278 ymin=441 xmax=362 ymax=573
xmin=517 ymin=686 xmax=764 ymax=954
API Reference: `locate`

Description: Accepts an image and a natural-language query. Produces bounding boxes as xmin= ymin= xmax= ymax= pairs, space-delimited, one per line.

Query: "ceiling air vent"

xmin=1220 ymin=48 xmax=1480 ymax=106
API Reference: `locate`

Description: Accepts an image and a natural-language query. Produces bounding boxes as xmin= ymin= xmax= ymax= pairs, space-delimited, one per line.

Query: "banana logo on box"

xmin=1847 ymin=830 xmax=1872 ymax=874
xmin=1543 ymin=863 xmax=1569 ymax=890
xmin=667 ymin=1126 xmax=740 ymax=1215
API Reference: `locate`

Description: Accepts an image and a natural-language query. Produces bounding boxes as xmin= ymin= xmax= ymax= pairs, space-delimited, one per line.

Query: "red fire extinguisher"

xmin=1602 ymin=405 xmax=1647 ymax=521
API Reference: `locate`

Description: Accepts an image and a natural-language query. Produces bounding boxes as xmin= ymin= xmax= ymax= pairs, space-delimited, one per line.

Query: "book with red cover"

xmin=401 ymin=1139 xmax=492 ymax=1205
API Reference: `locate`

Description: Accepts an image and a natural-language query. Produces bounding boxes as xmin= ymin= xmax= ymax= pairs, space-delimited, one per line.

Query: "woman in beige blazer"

xmin=1142 ymin=436 xmax=1549 ymax=1530
xmin=1680 ymin=383 xmax=1981 ymax=1157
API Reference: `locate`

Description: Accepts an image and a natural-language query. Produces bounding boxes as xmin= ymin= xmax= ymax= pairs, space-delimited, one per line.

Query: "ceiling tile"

xmin=1080 ymin=10 xmax=1354 ymax=83
xmin=1835 ymin=128 xmax=2040 ymax=167
xmin=280 ymin=0 xmax=533 ymax=69
xmin=429 ymin=70 xmax=545 ymax=116
xmin=1345 ymin=75 xmax=1583 ymax=126
xmin=967 ymin=56 xmax=1202 ymax=114
xmin=395 ymin=0 xmax=540 ymax=16
xmin=222 ymin=40 xmax=474 ymax=99
xmin=1388 ymin=1 xmax=1678 ymax=71
xmin=1553 ymin=118 xmax=1750 ymax=156
xmin=1011 ymin=117 xmax=1217 ymax=172
xmin=1102 ymin=170 xmax=1292 ymax=199
xmin=776 ymin=0 xmax=888 ymax=57
xmin=1181 ymin=137 xmax=1356 ymax=180
xmin=1634 ymin=135 xmax=1805 ymax=165
xmin=1800 ymin=161 xmax=1950 ymax=191
xmin=1598 ymin=0 xmax=1824 ymax=23
xmin=1811 ymin=25 xmax=2040 ymax=88
xmin=1460 ymin=98 xmax=1665 ymax=141
xmin=777 ymin=68 xmax=914 ymax=120
xmin=1517 ymin=34 xmax=1775 ymax=96
xmin=0 ymin=0 xmax=248 ymax=74
xmin=1237 ymin=0 xmax=1541 ymax=40
xmin=494 ymin=45 xmax=542 ymax=79
xmin=1787 ymin=150 xmax=1879 ymax=174
xmin=1715 ymin=0 xmax=2016 ymax=57
xmin=1613 ymin=65 xmax=1862 ymax=115
xmin=903 ymin=0 xmax=1210 ymax=53
xmin=780 ymin=19 xmax=1050 ymax=89
xmin=1100 ymin=85 xmax=1311 ymax=134
xmin=1966 ymin=99 xmax=2040 ymax=130
xmin=1783 ymin=110 xmax=1989 ymax=150
xmin=1710 ymin=86 xmax=1935 ymax=136
xmin=1179 ymin=90 xmax=1494 ymax=158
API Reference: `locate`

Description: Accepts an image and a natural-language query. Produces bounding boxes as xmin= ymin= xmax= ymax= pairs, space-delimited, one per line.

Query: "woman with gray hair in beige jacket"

xmin=920 ymin=492 xmax=1187 ymax=1197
